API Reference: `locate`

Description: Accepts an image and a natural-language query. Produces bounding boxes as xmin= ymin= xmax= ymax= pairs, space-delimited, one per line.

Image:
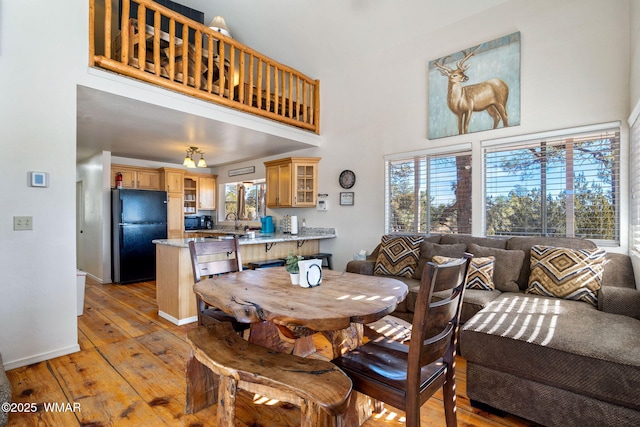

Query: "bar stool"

xmin=246 ymin=259 xmax=286 ymax=270
xmin=305 ymin=253 xmax=333 ymax=270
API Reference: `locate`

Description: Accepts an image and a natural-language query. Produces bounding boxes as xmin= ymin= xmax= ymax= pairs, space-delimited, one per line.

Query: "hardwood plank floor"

xmin=5 ymin=278 xmax=536 ymax=426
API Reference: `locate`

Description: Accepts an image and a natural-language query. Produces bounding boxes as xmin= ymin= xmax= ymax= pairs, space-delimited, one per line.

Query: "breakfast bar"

xmin=152 ymin=228 xmax=336 ymax=325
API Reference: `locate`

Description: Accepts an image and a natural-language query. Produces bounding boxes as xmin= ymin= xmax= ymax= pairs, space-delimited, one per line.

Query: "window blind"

xmin=385 ymin=150 xmax=471 ymax=234
xmin=484 ymin=128 xmax=620 ymax=242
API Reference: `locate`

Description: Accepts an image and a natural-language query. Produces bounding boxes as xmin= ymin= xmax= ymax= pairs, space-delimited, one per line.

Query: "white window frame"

xmin=481 ymin=121 xmax=622 ymax=245
xmin=384 ymin=144 xmax=472 ymax=235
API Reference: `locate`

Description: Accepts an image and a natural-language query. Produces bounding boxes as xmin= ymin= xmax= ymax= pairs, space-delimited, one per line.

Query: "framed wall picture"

xmin=340 ymin=192 xmax=354 ymax=206
xmin=428 ymin=31 xmax=521 ymax=139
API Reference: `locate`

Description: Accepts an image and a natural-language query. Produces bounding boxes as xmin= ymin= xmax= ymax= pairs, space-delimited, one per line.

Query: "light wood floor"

xmin=5 ymin=278 xmax=535 ymax=426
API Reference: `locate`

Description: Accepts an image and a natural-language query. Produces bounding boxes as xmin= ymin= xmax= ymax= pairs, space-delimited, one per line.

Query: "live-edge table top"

xmin=193 ymin=267 xmax=408 ymax=335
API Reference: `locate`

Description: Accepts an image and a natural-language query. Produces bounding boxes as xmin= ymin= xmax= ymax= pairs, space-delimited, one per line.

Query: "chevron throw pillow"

xmin=433 ymin=255 xmax=496 ymax=291
xmin=374 ymin=235 xmax=424 ymax=278
xmin=526 ymin=245 xmax=605 ymax=306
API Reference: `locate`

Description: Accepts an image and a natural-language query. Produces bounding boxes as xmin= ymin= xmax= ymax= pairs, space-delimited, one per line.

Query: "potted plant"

xmin=285 ymin=252 xmax=303 ymax=284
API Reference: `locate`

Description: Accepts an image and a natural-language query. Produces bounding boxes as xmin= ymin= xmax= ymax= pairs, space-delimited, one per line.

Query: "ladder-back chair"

xmin=188 ymin=237 xmax=250 ymax=333
xmin=332 ymin=254 xmax=472 ymax=426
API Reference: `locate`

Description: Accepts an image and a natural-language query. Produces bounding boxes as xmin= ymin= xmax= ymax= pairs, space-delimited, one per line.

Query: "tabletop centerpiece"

xmin=285 ymin=252 xmax=303 ymax=285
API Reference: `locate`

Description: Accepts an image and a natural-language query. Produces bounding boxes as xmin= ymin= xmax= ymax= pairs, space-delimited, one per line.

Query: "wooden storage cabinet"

xmin=198 ymin=175 xmax=216 ymax=210
xmin=160 ymin=168 xmax=186 ymax=239
xmin=111 ymin=165 xmax=161 ymax=190
xmin=264 ymin=157 xmax=320 ymax=208
xmin=184 ymin=174 xmax=217 ymax=213
xmin=184 ymin=176 xmax=198 ymax=214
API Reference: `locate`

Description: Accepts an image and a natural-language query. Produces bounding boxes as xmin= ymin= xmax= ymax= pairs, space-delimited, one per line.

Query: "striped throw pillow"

xmin=432 ymin=255 xmax=496 ymax=291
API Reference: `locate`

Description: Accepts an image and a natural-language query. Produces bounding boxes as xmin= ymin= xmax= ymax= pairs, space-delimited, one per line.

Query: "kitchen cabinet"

xmin=166 ymin=192 xmax=184 ymax=239
xmin=184 ymin=173 xmax=217 ymax=213
xmin=264 ymin=157 xmax=320 ymax=208
xmin=160 ymin=168 xmax=185 ymax=194
xmin=197 ymin=175 xmax=216 ymax=210
xmin=183 ymin=176 xmax=198 ymax=214
xmin=160 ymin=168 xmax=186 ymax=239
xmin=111 ymin=165 xmax=161 ymax=190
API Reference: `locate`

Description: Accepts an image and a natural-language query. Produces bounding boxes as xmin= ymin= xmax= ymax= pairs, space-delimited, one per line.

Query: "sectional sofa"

xmin=346 ymin=234 xmax=640 ymax=427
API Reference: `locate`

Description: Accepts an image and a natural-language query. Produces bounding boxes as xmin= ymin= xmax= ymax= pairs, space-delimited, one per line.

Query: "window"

xmin=385 ymin=147 xmax=472 ymax=234
xmin=222 ymin=181 xmax=266 ymax=221
xmin=484 ymin=126 xmax=620 ymax=243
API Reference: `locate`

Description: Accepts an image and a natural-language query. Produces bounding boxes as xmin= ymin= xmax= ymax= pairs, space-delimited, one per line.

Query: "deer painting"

xmin=433 ymin=46 xmax=510 ymax=135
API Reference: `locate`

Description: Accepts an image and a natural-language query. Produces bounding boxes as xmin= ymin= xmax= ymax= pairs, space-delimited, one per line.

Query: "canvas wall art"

xmin=428 ymin=32 xmax=521 ymax=139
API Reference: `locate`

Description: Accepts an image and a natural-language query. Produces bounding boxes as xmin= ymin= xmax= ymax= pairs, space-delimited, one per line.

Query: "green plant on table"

xmin=285 ymin=252 xmax=303 ymax=274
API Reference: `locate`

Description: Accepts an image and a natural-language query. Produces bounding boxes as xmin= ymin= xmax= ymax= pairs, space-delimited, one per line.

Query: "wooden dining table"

xmin=193 ymin=267 xmax=408 ymax=358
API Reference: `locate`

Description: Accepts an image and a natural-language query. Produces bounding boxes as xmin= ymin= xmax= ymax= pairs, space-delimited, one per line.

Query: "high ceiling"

xmin=77 ymin=0 xmax=509 ymax=166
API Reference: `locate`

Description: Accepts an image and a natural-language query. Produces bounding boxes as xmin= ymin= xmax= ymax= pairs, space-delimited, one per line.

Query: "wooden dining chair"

xmin=332 ymin=254 xmax=472 ymax=427
xmin=188 ymin=237 xmax=250 ymax=333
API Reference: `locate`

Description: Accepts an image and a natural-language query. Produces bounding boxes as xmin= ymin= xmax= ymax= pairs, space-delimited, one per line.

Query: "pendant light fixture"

xmin=183 ymin=146 xmax=207 ymax=168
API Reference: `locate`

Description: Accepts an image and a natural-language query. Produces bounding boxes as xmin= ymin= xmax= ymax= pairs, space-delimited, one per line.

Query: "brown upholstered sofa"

xmin=345 ymin=234 xmax=640 ymax=427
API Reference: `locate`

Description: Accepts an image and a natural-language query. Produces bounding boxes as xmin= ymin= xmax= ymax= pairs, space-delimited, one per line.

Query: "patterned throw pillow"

xmin=432 ymin=255 xmax=496 ymax=291
xmin=526 ymin=245 xmax=605 ymax=306
xmin=374 ymin=235 xmax=424 ymax=278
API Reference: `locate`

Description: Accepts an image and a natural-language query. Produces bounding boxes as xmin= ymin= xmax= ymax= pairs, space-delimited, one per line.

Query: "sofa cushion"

xmin=433 ymin=255 xmax=496 ymax=291
xmin=461 ymin=293 xmax=640 ymax=412
xmin=526 ymin=245 xmax=605 ymax=307
xmin=467 ymin=243 xmax=525 ymax=293
xmin=374 ymin=235 xmax=424 ymax=278
xmin=414 ymin=242 xmax=467 ymax=279
xmin=506 ymin=236 xmax=597 ymax=290
xmin=433 ymin=288 xmax=502 ymax=323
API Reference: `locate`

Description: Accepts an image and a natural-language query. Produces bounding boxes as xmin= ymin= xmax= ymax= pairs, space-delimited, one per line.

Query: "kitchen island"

xmin=152 ymin=228 xmax=336 ymax=325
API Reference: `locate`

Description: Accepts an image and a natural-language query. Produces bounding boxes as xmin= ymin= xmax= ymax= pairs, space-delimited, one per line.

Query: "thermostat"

xmin=29 ymin=172 xmax=49 ymax=188
xmin=316 ymin=199 xmax=329 ymax=211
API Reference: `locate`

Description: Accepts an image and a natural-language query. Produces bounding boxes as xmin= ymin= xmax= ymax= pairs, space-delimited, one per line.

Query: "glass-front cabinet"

xmin=264 ymin=157 xmax=320 ymax=208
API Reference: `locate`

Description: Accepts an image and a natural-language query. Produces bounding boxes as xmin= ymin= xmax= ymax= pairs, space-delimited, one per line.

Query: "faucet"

xmin=225 ymin=212 xmax=238 ymax=230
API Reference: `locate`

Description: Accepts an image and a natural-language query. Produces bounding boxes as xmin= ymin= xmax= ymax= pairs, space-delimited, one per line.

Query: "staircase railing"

xmin=89 ymin=0 xmax=320 ymax=133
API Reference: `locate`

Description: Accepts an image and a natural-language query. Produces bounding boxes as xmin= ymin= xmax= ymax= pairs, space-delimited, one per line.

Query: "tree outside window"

xmin=484 ymin=129 xmax=619 ymax=243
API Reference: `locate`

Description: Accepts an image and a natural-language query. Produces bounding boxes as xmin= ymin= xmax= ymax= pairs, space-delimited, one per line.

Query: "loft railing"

xmin=89 ymin=0 xmax=320 ymax=133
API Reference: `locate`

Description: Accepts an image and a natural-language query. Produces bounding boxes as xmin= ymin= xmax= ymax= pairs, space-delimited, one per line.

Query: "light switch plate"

xmin=14 ymin=216 xmax=33 ymax=230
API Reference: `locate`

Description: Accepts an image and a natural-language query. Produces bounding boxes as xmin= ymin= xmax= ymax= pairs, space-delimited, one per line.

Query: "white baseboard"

xmin=3 ymin=344 xmax=81 ymax=371
xmin=158 ymin=311 xmax=198 ymax=326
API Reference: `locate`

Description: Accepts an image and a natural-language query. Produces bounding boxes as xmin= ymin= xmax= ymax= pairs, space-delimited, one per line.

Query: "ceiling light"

xmin=183 ymin=146 xmax=207 ymax=168
xmin=208 ymin=16 xmax=232 ymax=38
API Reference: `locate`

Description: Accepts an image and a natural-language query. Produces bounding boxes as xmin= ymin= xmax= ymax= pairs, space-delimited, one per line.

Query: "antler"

xmin=457 ymin=45 xmax=480 ymax=71
xmin=433 ymin=55 xmax=453 ymax=76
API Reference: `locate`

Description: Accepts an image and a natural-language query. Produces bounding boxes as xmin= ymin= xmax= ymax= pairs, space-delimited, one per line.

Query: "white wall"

xmin=224 ymin=0 xmax=632 ymax=271
xmin=0 ymin=1 xmax=85 ymax=368
xmin=76 ymin=151 xmax=112 ymax=283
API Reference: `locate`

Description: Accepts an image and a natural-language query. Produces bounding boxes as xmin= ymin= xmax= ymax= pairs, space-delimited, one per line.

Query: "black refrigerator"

xmin=112 ymin=189 xmax=168 ymax=284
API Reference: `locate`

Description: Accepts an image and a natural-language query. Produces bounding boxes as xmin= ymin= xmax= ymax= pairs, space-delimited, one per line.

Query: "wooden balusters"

xmin=91 ymin=0 xmax=320 ymax=133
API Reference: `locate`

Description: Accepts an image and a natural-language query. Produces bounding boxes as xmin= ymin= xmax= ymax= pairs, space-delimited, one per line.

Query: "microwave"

xmin=184 ymin=215 xmax=204 ymax=230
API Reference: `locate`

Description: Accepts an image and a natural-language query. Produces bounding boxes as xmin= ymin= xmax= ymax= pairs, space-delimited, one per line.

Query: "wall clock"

xmin=339 ymin=170 xmax=356 ymax=189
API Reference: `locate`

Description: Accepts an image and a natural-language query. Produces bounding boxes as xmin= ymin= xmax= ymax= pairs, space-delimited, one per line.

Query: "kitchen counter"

xmin=153 ymin=228 xmax=336 ymax=248
xmin=152 ymin=227 xmax=336 ymax=325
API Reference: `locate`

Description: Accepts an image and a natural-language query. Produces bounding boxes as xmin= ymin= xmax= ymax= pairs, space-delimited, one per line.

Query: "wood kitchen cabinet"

xmin=160 ymin=168 xmax=186 ymax=238
xmin=264 ymin=157 xmax=320 ymax=208
xmin=184 ymin=173 xmax=217 ymax=213
xmin=197 ymin=175 xmax=216 ymax=210
xmin=111 ymin=165 xmax=161 ymax=190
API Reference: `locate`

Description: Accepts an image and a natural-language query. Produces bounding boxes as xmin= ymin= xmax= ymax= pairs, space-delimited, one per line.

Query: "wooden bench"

xmin=185 ymin=323 xmax=352 ymax=427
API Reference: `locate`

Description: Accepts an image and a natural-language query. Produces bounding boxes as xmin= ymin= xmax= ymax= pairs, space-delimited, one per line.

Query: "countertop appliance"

xmin=184 ymin=215 xmax=205 ymax=230
xmin=112 ymin=189 xmax=168 ymax=284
